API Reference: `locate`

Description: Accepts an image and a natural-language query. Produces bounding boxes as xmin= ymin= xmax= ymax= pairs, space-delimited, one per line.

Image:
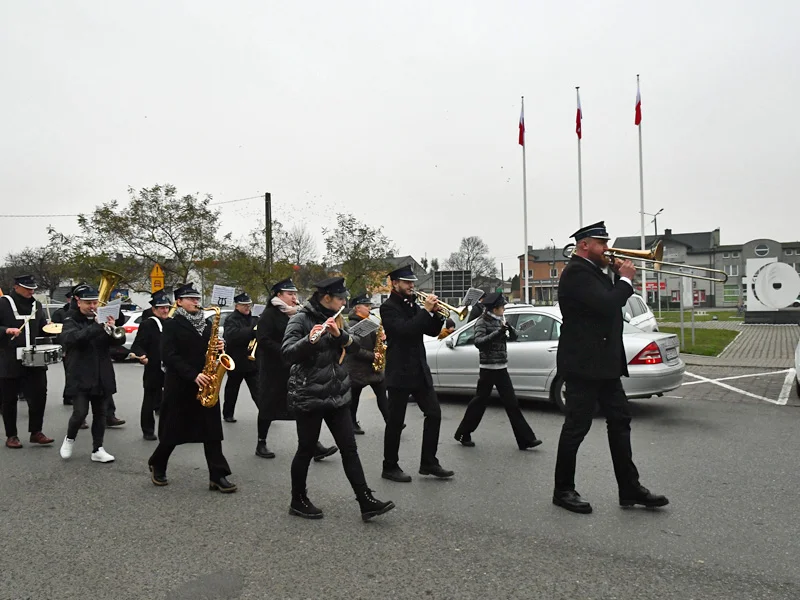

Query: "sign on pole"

xmin=150 ymin=263 xmax=165 ymax=293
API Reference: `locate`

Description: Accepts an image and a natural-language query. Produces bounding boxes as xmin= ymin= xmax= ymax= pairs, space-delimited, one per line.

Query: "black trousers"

xmin=222 ymin=371 xmax=268 ymax=439
xmin=384 ymin=386 xmax=441 ymax=470
xmin=456 ymin=368 xmax=537 ymax=446
xmin=1 ymin=371 xmax=47 ymax=437
xmin=67 ymin=393 xmax=107 ymax=451
xmin=148 ymin=441 xmax=231 ymax=481
xmin=292 ymin=404 xmax=366 ymax=495
xmin=350 ymin=381 xmax=389 ymax=424
xmin=554 ymin=377 xmax=641 ymax=493
xmin=141 ymin=375 xmax=164 ymax=436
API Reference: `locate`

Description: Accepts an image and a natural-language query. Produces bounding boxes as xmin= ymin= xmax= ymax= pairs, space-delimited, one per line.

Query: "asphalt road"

xmin=1 ymin=362 xmax=799 ymax=600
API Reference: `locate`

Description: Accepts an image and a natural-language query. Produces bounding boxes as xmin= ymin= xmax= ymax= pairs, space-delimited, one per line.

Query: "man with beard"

xmin=380 ymin=265 xmax=454 ymax=483
xmin=0 ymin=275 xmax=54 ymax=449
xmin=256 ymin=278 xmax=338 ymax=460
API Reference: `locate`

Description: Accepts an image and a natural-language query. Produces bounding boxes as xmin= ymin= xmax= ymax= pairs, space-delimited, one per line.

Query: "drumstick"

xmin=11 ymin=320 xmax=28 ymax=339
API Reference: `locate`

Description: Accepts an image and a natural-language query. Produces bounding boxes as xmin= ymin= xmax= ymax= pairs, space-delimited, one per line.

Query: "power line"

xmin=0 ymin=193 xmax=262 ymax=218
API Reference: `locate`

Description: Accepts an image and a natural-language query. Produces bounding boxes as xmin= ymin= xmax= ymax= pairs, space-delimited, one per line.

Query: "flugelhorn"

xmin=414 ymin=291 xmax=469 ymax=321
xmin=563 ymin=240 xmax=728 ymax=283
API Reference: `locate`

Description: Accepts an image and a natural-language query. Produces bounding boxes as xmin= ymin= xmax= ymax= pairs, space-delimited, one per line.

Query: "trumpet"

xmin=309 ymin=306 xmax=346 ymax=343
xmin=247 ymin=325 xmax=258 ymax=361
xmin=563 ymin=240 xmax=728 ymax=283
xmin=91 ymin=311 xmax=126 ymax=339
xmin=414 ymin=291 xmax=470 ymax=321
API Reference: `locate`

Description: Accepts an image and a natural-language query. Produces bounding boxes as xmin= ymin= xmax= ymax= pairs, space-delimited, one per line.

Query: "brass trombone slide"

xmin=563 ymin=240 xmax=728 ymax=283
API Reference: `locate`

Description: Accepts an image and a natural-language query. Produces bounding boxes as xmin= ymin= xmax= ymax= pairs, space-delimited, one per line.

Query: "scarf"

xmin=271 ymin=296 xmax=298 ymax=316
xmin=176 ymin=306 xmax=206 ymax=335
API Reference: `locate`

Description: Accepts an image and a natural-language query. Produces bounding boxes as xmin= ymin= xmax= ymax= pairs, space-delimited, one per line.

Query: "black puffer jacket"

xmin=344 ymin=311 xmax=384 ymax=386
xmin=473 ymin=313 xmax=517 ymax=366
xmin=281 ymin=298 xmax=357 ymax=414
xmin=60 ymin=309 xmax=125 ymax=396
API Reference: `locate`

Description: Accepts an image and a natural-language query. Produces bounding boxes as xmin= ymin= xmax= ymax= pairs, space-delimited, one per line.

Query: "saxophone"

xmin=197 ymin=306 xmax=236 ymax=408
xmin=372 ymin=323 xmax=386 ymax=373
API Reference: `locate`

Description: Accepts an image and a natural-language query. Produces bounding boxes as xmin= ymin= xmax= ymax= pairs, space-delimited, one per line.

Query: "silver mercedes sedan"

xmin=425 ymin=306 xmax=685 ymax=412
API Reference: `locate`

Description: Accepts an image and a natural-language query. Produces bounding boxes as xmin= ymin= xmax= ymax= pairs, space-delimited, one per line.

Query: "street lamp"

xmin=643 ymin=208 xmax=664 ymax=317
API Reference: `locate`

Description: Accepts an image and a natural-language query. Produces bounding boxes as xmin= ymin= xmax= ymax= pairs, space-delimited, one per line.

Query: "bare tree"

xmin=284 ymin=224 xmax=318 ymax=266
xmin=444 ymin=236 xmax=497 ymax=279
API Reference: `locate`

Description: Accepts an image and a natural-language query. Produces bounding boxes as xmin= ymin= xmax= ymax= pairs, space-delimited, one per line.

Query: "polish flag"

xmin=635 ymin=82 xmax=642 ymax=126
xmin=518 ymin=104 xmax=525 ymax=146
xmin=576 ymin=91 xmax=583 ymax=139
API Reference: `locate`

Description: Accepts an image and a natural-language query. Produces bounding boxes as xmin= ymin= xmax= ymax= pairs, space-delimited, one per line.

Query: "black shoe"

xmin=553 ymin=490 xmax=593 ymax=514
xmin=106 ymin=417 xmax=126 ymax=427
xmin=143 ymin=433 xmax=158 ymax=441
xmin=353 ymin=421 xmax=365 ymax=435
xmin=419 ymin=464 xmax=454 ymax=479
xmin=255 ymin=442 xmax=275 ymax=459
xmin=356 ymin=488 xmax=396 ymax=521
xmin=313 ymin=442 xmax=338 ymax=462
xmin=223 ymin=416 xmax=237 ymax=423
xmin=381 ymin=466 xmax=412 ymax=483
xmin=454 ymin=432 xmax=475 ymax=447
xmin=209 ymin=476 xmax=237 ymax=493
xmin=619 ymin=485 xmax=669 ymax=508
xmin=289 ymin=491 xmax=324 ymax=519
xmin=519 ymin=439 xmax=543 ymax=450
xmin=149 ymin=465 xmax=168 ymax=486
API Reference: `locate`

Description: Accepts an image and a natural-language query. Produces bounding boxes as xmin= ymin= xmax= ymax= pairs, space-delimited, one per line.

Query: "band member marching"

xmin=380 ymin=265 xmax=454 ymax=483
xmin=256 ymin=278 xmax=338 ymax=460
xmin=453 ymin=293 xmax=541 ymax=449
xmin=129 ymin=290 xmax=171 ymax=441
xmin=0 ymin=275 xmax=54 ymax=449
xmin=344 ymin=293 xmax=389 ymax=434
xmin=58 ymin=285 xmax=124 ymax=463
xmin=147 ymin=283 xmax=236 ymax=492
xmin=553 ymin=221 xmax=668 ymax=514
xmin=282 ymin=277 xmax=394 ymax=521
xmin=222 ymin=292 xmax=260 ymax=424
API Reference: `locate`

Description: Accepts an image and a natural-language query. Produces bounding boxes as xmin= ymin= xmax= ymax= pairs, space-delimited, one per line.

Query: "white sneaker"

xmin=91 ymin=447 xmax=115 ymax=463
xmin=60 ymin=437 xmax=75 ymax=459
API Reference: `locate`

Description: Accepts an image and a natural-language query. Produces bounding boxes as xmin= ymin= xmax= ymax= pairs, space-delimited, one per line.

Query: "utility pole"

xmin=264 ymin=192 xmax=272 ymax=278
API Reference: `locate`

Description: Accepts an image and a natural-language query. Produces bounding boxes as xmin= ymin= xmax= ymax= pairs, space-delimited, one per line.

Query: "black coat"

xmin=60 ymin=309 xmax=125 ymax=396
xmin=474 ymin=313 xmax=517 ymax=366
xmin=222 ymin=309 xmax=258 ymax=375
xmin=130 ymin=316 xmax=165 ymax=388
xmin=467 ymin=302 xmax=485 ymax=323
xmin=344 ymin=311 xmax=384 ymax=386
xmin=281 ymin=299 xmax=355 ymax=414
xmin=51 ymin=302 xmax=71 ymax=324
xmin=159 ymin=314 xmax=223 ymax=444
xmin=556 ymin=256 xmax=632 ymax=380
xmin=380 ymin=291 xmax=443 ymax=389
xmin=256 ymin=303 xmax=293 ymax=420
xmin=0 ymin=291 xmax=48 ymax=379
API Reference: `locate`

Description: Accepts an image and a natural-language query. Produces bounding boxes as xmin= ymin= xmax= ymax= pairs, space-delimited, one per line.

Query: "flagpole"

xmin=576 ymin=87 xmax=584 ymax=228
xmin=637 ymin=74 xmax=647 ymax=303
xmin=521 ymin=96 xmax=530 ymax=304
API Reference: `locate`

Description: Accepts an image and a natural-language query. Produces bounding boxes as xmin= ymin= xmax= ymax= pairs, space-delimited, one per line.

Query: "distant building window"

xmin=724 ymin=265 xmax=739 ymax=277
xmin=723 ymin=252 xmax=730 ymax=259
xmin=723 ymin=285 xmax=739 ymax=302
xmin=732 ymin=251 xmax=740 ymax=258
xmin=550 ymin=268 xmax=558 ymax=278
xmin=754 ymin=244 xmax=769 ymax=257
xmin=785 ymin=249 xmax=794 ymax=256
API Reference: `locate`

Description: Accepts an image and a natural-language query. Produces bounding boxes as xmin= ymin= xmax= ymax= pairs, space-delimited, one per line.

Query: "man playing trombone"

xmin=380 ymin=265 xmax=454 ymax=483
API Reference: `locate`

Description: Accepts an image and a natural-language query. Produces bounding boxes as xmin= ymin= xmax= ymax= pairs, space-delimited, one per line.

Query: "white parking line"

xmin=682 ymin=369 xmax=791 ymax=386
xmin=684 ymin=372 xmax=787 ymax=405
xmin=777 ymin=369 xmax=796 ymax=406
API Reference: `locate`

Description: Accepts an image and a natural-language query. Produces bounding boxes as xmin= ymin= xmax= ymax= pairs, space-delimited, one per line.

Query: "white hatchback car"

xmin=624 ymin=293 xmax=659 ymax=332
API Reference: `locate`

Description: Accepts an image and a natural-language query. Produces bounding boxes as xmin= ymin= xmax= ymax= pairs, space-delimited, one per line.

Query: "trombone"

xmin=414 ymin=291 xmax=470 ymax=321
xmin=563 ymin=240 xmax=728 ymax=283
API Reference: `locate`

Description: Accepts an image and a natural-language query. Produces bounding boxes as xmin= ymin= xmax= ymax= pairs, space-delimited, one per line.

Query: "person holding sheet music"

xmin=344 ymin=293 xmax=388 ymax=435
xmin=129 ymin=291 xmax=171 ymax=440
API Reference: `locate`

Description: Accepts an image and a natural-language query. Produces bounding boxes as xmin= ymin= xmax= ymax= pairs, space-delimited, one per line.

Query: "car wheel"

xmin=551 ymin=376 xmax=567 ymax=413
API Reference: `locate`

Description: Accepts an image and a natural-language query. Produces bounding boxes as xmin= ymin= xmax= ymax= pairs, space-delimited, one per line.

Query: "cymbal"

xmin=43 ymin=323 xmax=63 ymax=335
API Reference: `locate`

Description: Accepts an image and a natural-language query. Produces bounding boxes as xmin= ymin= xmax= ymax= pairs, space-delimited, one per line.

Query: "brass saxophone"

xmin=372 ymin=323 xmax=386 ymax=373
xmin=197 ymin=306 xmax=236 ymax=408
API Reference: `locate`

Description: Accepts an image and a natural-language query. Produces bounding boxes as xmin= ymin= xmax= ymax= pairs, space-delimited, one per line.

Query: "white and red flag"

xmin=635 ymin=80 xmax=642 ymax=126
xmin=576 ymin=90 xmax=583 ymax=139
xmin=518 ymin=103 xmax=525 ymax=146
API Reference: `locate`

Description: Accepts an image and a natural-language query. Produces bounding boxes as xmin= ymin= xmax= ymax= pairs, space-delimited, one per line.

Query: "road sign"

xmin=150 ymin=263 xmax=165 ymax=293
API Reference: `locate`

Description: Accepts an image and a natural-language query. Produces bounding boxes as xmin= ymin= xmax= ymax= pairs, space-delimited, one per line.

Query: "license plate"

xmin=665 ymin=347 xmax=678 ymax=360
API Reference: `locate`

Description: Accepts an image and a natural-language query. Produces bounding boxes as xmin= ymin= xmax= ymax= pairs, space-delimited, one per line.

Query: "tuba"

xmin=197 ymin=306 xmax=236 ymax=407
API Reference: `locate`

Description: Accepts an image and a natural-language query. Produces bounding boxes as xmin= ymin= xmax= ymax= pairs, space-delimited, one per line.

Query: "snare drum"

xmin=20 ymin=344 xmax=64 ymax=367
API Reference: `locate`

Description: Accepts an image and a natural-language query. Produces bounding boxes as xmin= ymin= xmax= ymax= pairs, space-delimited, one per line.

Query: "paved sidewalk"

xmin=659 ymin=320 xmax=743 ymax=330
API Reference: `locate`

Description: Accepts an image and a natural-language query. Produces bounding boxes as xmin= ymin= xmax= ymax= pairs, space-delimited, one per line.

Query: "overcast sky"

xmin=1 ymin=1 xmax=798 ymax=278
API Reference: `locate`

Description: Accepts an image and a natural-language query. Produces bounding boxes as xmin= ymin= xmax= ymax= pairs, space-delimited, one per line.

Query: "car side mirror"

xmin=445 ymin=337 xmax=455 ymax=349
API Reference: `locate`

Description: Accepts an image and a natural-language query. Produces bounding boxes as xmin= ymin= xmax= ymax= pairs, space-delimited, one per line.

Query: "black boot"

xmin=313 ymin=441 xmax=338 ymax=462
xmin=454 ymin=431 xmax=475 ymax=447
xmin=149 ymin=465 xmax=168 ymax=486
xmin=356 ymin=488 xmax=395 ymax=521
xmin=289 ymin=490 xmax=324 ymax=519
xmin=255 ymin=441 xmax=275 ymax=459
xmin=209 ymin=476 xmax=237 ymax=493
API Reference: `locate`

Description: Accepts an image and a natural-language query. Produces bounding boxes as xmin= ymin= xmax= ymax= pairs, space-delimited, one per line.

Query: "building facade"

xmin=516 ymin=246 xmax=569 ymax=305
